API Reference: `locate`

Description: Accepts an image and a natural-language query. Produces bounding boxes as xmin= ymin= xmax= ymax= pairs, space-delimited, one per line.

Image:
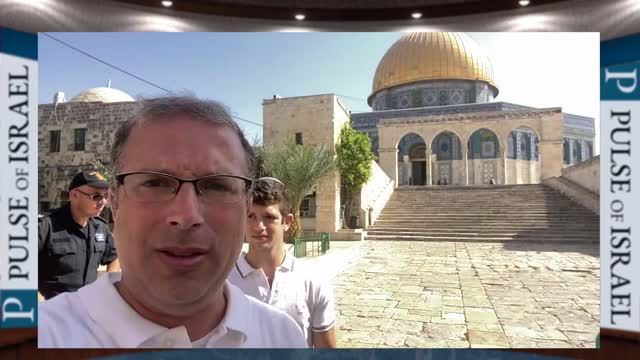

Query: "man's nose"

xmin=165 ymin=183 xmax=205 ymax=229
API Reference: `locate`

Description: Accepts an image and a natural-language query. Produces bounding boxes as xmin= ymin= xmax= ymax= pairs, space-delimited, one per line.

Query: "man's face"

xmin=109 ymin=117 xmax=250 ymax=314
xmin=246 ymin=203 xmax=292 ymax=250
xmin=72 ymin=185 xmax=108 ymax=218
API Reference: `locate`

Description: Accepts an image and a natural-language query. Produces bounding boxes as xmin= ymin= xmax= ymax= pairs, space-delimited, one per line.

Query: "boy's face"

xmin=246 ymin=202 xmax=293 ymax=250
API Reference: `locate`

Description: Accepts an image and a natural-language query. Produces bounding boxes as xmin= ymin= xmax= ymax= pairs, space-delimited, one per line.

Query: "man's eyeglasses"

xmin=115 ymin=171 xmax=253 ymax=204
xmin=75 ymin=189 xmax=109 ymax=202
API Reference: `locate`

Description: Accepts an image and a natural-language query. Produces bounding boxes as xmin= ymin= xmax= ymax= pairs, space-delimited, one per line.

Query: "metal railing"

xmin=293 ymin=232 xmax=330 ymax=258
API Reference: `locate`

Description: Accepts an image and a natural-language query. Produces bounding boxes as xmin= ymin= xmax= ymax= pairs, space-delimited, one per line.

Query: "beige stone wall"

xmin=378 ymin=149 xmax=398 ymax=187
xmin=263 ymin=94 xmax=345 ymax=146
xmin=358 ymin=160 xmax=394 ymax=227
xmin=561 ymin=156 xmax=600 ymax=194
xmin=262 ymin=94 xmax=350 ymax=233
xmin=301 ymin=217 xmax=316 ymax=231
xmin=378 ymin=108 xmax=564 ymax=186
xmin=38 ymin=101 xmax=138 ymax=210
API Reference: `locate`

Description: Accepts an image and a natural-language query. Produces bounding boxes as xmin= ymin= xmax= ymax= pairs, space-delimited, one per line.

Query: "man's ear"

xmin=282 ymin=213 xmax=294 ymax=231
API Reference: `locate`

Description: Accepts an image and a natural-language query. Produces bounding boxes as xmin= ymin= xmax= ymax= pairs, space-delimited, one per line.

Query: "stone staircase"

xmin=365 ymin=184 xmax=599 ymax=243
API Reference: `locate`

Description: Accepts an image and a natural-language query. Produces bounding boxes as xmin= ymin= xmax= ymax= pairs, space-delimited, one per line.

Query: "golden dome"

xmin=369 ymin=32 xmax=498 ymax=103
xmin=70 ymin=87 xmax=134 ymax=103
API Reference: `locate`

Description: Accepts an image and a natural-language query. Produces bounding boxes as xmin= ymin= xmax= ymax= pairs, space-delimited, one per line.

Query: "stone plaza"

xmin=305 ymin=240 xmax=599 ymax=348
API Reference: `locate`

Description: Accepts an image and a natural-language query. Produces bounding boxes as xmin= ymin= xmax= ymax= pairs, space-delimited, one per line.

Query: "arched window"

xmin=469 ymin=129 xmax=499 ymax=159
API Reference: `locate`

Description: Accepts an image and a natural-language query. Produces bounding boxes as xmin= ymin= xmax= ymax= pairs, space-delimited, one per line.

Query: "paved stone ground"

xmin=332 ymin=241 xmax=600 ymax=348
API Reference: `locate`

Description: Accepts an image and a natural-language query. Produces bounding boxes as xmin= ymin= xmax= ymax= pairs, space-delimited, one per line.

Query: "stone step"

xmin=369 ymin=184 xmax=597 ymax=244
xmin=395 ymin=185 xmax=550 ymax=190
xmin=372 ymin=225 xmax=597 ymax=230
xmin=367 ymin=225 xmax=599 ymax=232
xmin=374 ymin=218 xmax=597 ymax=223
xmin=371 ymin=220 xmax=598 ymax=227
xmin=394 ymin=193 xmax=564 ymax=195
xmin=383 ymin=202 xmax=590 ymax=206
xmin=378 ymin=211 xmax=595 ymax=216
xmin=364 ymin=234 xmax=599 ymax=243
xmin=366 ymin=230 xmax=598 ymax=237
xmin=375 ymin=216 xmax=596 ymax=221
xmin=371 ymin=223 xmax=597 ymax=229
xmin=389 ymin=195 xmax=575 ymax=204
xmin=370 ymin=221 xmax=598 ymax=226
xmin=381 ymin=203 xmax=594 ymax=208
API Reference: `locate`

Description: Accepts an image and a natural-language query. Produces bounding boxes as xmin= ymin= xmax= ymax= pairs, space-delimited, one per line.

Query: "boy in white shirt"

xmin=228 ymin=177 xmax=336 ymax=348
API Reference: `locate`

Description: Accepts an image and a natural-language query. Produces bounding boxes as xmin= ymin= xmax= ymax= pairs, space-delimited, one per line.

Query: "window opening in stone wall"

xmin=295 ymin=132 xmax=303 ymax=145
xmin=300 ymin=195 xmax=316 ymax=217
xmin=49 ymin=130 xmax=61 ymax=153
xmin=74 ymin=128 xmax=87 ymax=151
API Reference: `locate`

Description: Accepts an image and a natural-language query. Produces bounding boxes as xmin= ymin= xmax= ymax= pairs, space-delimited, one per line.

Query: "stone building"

xmin=352 ymin=32 xmax=595 ymax=186
xmin=38 ymin=86 xmax=137 ymax=217
xmin=38 ymin=32 xmax=596 ymax=237
xmin=263 ymin=32 xmax=596 ymax=236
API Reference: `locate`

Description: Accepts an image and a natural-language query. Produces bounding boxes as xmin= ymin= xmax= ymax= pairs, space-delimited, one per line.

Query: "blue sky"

xmin=38 ymin=32 xmax=599 ymax=150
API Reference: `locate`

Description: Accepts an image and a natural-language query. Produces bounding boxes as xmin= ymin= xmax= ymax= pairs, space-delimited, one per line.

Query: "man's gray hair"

xmin=109 ymin=96 xmax=255 ymax=179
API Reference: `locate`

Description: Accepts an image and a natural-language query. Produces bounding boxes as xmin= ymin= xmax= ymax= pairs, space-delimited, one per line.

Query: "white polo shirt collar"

xmin=235 ymin=249 xmax=294 ymax=279
xmin=77 ymin=272 xmax=251 ymax=348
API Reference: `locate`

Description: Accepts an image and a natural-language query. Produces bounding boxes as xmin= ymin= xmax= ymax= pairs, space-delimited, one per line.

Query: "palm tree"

xmin=257 ymin=137 xmax=337 ymax=241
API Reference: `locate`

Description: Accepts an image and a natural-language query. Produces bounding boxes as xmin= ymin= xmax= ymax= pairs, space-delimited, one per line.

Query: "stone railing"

xmin=561 ymin=156 xmax=600 ymax=194
xmin=543 ymin=156 xmax=600 ymax=214
xmin=544 ymin=177 xmax=599 ymax=215
xmin=358 ymin=160 xmax=395 ymax=228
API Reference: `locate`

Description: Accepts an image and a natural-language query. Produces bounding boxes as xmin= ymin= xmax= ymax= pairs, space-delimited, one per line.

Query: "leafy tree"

xmin=336 ymin=123 xmax=375 ymax=228
xmin=258 ymin=137 xmax=336 ymax=241
xmin=89 ymin=159 xmax=111 ymax=182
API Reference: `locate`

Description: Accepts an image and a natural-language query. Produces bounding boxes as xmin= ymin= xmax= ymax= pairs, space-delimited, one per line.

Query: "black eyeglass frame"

xmin=114 ymin=171 xmax=254 ymax=203
xmin=74 ymin=189 xmax=110 ymax=202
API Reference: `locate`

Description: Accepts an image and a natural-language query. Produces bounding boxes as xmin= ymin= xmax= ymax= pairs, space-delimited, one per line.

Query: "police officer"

xmin=38 ymin=170 xmax=119 ymax=300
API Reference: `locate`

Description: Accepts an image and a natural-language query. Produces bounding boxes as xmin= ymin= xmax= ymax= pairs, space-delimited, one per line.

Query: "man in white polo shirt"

xmin=38 ymin=97 xmax=306 ymax=348
xmin=228 ymin=177 xmax=336 ymax=348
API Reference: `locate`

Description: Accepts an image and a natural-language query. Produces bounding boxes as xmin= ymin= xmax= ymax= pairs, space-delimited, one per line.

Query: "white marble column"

xmin=426 ymin=150 xmax=433 ymax=185
xmin=404 ymin=155 xmax=412 ymax=185
xmin=502 ymin=150 xmax=508 ymax=185
xmin=462 ymin=148 xmax=469 ymax=185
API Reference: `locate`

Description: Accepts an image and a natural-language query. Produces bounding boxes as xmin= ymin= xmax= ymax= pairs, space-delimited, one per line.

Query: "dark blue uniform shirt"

xmin=38 ymin=205 xmax=117 ymax=299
